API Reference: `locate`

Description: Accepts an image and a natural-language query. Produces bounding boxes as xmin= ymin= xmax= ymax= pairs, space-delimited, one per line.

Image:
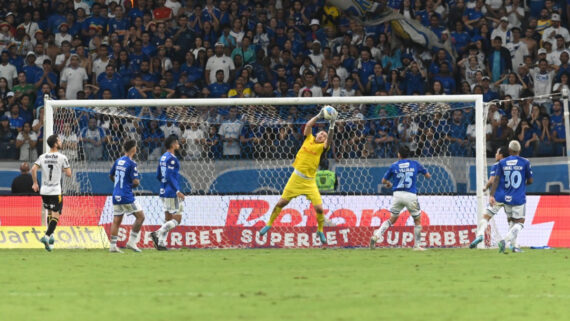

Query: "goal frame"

xmin=44 ymin=94 xmax=486 ymax=241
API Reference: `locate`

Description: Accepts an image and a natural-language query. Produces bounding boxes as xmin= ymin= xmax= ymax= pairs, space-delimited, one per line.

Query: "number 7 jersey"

xmin=34 ymin=152 xmax=70 ymax=196
xmin=383 ymin=159 xmax=428 ymax=194
xmin=495 ymin=155 xmax=533 ymax=205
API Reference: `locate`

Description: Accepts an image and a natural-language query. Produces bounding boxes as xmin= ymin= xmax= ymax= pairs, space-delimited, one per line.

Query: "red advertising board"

xmin=102 ymin=225 xmax=478 ymax=248
xmin=1 ymin=195 xmax=569 ymax=248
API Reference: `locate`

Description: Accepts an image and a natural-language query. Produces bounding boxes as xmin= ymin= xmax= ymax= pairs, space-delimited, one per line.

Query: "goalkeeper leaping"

xmin=370 ymin=146 xmax=431 ymax=250
xmin=259 ymin=107 xmax=336 ymax=244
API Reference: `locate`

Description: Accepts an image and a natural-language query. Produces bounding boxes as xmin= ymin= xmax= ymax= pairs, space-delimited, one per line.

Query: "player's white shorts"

xmin=504 ymin=204 xmax=525 ymax=220
xmin=486 ymin=202 xmax=505 ymax=216
xmin=113 ymin=202 xmax=142 ymax=216
xmin=390 ymin=191 xmax=421 ymax=218
xmin=161 ymin=197 xmax=184 ymax=214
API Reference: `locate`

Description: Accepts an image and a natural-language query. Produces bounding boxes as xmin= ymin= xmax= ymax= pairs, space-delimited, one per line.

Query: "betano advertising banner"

xmin=0 ymin=195 xmax=568 ymax=248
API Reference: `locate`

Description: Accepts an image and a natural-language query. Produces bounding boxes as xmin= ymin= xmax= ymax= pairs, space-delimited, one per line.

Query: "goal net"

xmin=43 ymin=95 xmax=486 ymax=249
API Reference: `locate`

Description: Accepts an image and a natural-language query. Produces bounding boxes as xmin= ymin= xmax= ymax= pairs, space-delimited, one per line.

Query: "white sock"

xmin=158 ymin=220 xmax=179 ymax=246
xmin=110 ymin=236 xmax=118 ymax=248
xmin=158 ymin=219 xmax=178 ymax=234
xmin=374 ymin=220 xmax=392 ymax=239
xmin=476 ymin=219 xmax=489 ymax=238
xmin=414 ymin=225 xmax=422 ymax=247
xmin=128 ymin=231 xmax=139 ymax=244
xmin=511 ymin=223 xmax=523 ymax=248
xmin=505 ymin=223 xmax=523 ymax=245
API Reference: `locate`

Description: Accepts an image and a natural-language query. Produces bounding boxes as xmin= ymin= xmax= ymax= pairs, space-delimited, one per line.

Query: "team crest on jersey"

xmin=398 ymin=162 xmax=410 ymax=169
xmin=115 ymin=196 xmax=122 ymax=202
xmin=506 ymin=160 xmax=518 ymax=166
xmin=171 ymin=160 xmax=175 ymax=165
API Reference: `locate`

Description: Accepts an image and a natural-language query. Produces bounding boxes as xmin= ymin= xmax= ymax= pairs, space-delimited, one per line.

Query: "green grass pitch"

xmin=1 ymin=248 xmax=569 ymax=321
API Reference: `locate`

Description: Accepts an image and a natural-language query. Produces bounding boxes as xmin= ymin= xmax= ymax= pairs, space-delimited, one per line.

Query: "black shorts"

xmin=41 ymin=195 xmax=63 ymax=213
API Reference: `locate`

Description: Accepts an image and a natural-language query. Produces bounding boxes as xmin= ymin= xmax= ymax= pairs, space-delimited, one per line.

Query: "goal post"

xmin=43 ymin=94 xmax=486 ymax=249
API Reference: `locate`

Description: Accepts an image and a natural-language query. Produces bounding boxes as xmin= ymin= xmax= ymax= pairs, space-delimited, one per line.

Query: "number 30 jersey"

xmin=495 ymin=155 xmax=533 ymax=206
xmin=383 ymin=159 xmax=428 ymax=194
xmin=110 ymin=156 xmax=139 ymax=204
xmin=34 ymin=152 xmax=70 ymax=196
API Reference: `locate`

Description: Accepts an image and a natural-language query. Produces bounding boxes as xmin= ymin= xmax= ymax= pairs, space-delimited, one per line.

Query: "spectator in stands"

xmin=80 ymin=118 xmax=106 ymax=161
xmin=518 ymin=119 xmax=539 ymax=157
xmin=12 ymin=72 xmax=35 ymax=101
xmin=0 ymin=115 xmax=17 ymax=159
xmin=299 ymin=70 xmax=322 ymax=97
xmin=531 ymin=59 xmax=556 ymax=107
xmin=7 ymin=104 xmax=24 ymax=133
xmin=61 ymin=54 xmax=88 ymax=100
xmin=206 ymin=42 xmax=235 ymax=85
xmin=490 ymin=115 xmax=514 ymax=154
xmin=495 ymin=72 xmax=527 ymax=100
xmin=487 ymin=36 xmax=512 ymax=83
xmin=204 ymin=69 xmax=230 ymax=98
xmin=446 ymin=110 xmax=469 ymax=156
xmin=142 ymin=120 xmax=165 ymax=160
xmin=60 ymin=122 xmax=78 ymax=161
xmin=97 ymin=65 xmax=124 ymax=99
xmin=0 ymin=51 xmax=18 ymax=89
xmin=205 ymin=125 xmax=221 ymax=159
xmin=537 ymin=115 xmax=555 ymax=156
xmin=542 ymin=14 xmax=569 ymax=45
xmin=182 ymin=122 xmax=206 ymax=160
xmin=219 ymin=107 xmax=243 ymax=158
xmin=11 ymin=162 xmax=35 ymax=194
xmin=15 ymin=122 xmax=37 ymax=161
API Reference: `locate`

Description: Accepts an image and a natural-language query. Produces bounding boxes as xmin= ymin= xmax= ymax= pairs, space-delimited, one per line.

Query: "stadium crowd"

xmin=0 ymin=0 xmax=568 ymax=162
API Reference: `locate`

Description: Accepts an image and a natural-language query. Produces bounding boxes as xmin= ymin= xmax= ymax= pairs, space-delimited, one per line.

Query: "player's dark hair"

xmin=165 ymin=134 xmax=179 ymax=149
xmin=398 ymin=146 xmax=411 ymax=159
xmin=498 ymin=146 xmax=509 ymax=158
xmin=124 ymin=140 xmax=137 ymax=153
xmin=47 ymin=134 xmax=58 ymax=148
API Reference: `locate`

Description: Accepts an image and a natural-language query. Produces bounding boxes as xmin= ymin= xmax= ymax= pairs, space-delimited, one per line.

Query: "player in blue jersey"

xmin=370 ymin=146 xmax=431 ymax=250
xmin=151 ymin=135 xmax=185 ymax=250
xmin=109 ymin=140 xmax=145 ymax=253
xmin=489 ymin=140 xmax=533 ymax=253
xmin=470 ymin=146 xmax=509 ymax=249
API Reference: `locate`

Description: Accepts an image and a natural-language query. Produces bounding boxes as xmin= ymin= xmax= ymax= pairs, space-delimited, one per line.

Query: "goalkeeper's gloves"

xmin=317 ymin=108 xmax=325 ymax=119
xmin=328 ymin=119 xmax=336 ymax=132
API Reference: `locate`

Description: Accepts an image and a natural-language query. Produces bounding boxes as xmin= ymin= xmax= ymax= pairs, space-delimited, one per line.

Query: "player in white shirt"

xmin=31 ymin=134 xmax=72 ymax=252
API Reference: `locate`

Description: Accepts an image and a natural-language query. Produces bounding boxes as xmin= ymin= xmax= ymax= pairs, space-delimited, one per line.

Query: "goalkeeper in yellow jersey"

xmin=259 ymin=107 xmax=336 ymax=244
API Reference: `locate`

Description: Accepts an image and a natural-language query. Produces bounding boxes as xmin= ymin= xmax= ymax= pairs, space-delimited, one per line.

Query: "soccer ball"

xmin=322 ymin=105 xmax=338 ymax=120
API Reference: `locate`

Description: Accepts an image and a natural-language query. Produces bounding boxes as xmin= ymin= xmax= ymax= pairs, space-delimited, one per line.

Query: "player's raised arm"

xmin=31 ymin=163 xmax=40 ymax=192
xmin=325 ymin=119 xmax=335 ymax=150
xmin=304 ymin=108 xmax=325 ymax=136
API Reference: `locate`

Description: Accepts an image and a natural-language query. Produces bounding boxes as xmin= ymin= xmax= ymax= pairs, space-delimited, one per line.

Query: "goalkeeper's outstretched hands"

xmin=317 ymin=107 xmax=325 ymax=119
